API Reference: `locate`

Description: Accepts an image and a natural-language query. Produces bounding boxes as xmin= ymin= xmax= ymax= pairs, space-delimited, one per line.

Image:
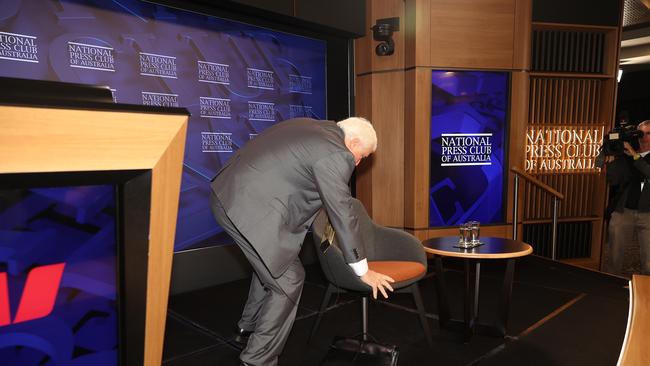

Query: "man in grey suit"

xmin=210 ymin=117 xmax=395 ymax=366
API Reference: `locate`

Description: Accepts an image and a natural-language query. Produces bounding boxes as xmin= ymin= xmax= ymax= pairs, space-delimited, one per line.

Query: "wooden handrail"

xmin=510 ymin=167 xmax=565 ymax=200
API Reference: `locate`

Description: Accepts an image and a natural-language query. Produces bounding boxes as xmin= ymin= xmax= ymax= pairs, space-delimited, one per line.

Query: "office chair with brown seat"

xmin=309 ymin=198 xmax=434 ymax=347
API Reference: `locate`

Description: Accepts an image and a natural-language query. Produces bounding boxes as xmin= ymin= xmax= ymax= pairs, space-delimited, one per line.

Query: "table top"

xmin=422 ymin=236 xmax=533 ymax=259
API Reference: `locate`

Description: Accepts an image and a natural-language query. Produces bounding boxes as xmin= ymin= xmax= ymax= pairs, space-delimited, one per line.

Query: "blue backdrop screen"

xmin=429 ymin=70 xmax=509 ymax=227
xmin=0 ymin=0 xmax=327 ymax=251
xmin=0 ymin=185 xmax=118 ymax=365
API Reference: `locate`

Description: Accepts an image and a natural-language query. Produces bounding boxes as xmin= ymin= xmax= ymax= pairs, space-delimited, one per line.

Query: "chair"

xmin=309 ymin=198 xmax=434 ymax=347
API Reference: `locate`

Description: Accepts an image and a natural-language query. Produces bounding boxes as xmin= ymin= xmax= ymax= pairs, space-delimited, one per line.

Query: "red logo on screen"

xmin=0 ymin=263 xmax=65 ymax=327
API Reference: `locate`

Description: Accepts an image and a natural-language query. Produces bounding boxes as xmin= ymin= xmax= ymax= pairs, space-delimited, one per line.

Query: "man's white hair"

xmin=336 ymin=117 xmax=377 ymax=152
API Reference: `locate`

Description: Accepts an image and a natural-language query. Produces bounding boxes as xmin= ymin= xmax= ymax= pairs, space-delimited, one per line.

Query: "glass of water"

xmin=459 ymin=223 xmax=472 ymax=247
xmin=468 ymin=220 xmax=480 ymax=245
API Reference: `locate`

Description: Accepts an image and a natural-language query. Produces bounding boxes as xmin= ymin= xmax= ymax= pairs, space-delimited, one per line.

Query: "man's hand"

xmin=360 ymin=270 xmax=395 ymax=299
xmin=624 ymin=141 xmax=637 ymax=157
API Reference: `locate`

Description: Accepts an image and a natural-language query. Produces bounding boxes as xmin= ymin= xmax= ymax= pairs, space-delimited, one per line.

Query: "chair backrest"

xmin=311 ymin=198 xmax=428 ymax=292
xmin=311 ymin=199 xmax=373 ymax=292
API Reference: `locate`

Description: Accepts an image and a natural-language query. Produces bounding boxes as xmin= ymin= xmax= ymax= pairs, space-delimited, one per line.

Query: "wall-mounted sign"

xmin=429 ymin=70 xmax=509 ymax=227
xmin=525 ymin=126 xmax=604 ymax=173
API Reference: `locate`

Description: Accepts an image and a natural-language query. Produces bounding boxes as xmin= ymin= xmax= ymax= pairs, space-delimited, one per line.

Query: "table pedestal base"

xmin=434 ymin=256 xmax=516 ymax=343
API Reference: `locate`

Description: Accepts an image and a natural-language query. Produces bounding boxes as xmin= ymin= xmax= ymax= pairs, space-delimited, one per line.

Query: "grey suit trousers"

xmin=211 ymin=193 xmax=305 ymax=366
xmin=608 ymin=208 xmax=650 ymax=275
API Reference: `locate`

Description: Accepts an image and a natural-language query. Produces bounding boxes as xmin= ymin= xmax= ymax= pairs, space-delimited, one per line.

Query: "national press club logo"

xmin=247 ymin=68 xmax=274 ymax=90
xmin=198 ymin=61 xmax=230 ymax=84
xmin=0 ymin=31 xmax=38 ymax=63
xmin=201 ymin=132 xmax=233 ymax=153
xmin=440 ymin=133 xmax=493 ymax=166
xmin=290 ymin=104 xmax=313 ymax=118
xmin=140 ymin=52 xmax=177 ymax=79
xmin=141 ymin=91 xmax=179 ymax=107
xmin=68 ymin=42 xmax=115 ymax=72
xmin=200 ymin=97 xmax=231 ymax=119
xmin=289 ymin=74 xmax=312 ymax=94
xmin=248 ymin=101 xmax=275 ymax=122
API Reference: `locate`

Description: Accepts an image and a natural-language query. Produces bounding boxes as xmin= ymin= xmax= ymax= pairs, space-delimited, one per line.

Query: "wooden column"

xmin=355 ymin=0 xmax=406 ymax=227
xmin=356 ymin=0 xmax=532 ymax=238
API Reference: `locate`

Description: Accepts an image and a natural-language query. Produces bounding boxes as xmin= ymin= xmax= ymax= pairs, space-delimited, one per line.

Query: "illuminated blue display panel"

xmin=0 ymin=185 xmax=118 ymax=366
xmin=0 ymin=0 xmax=326 ymax=251
xmin=429 ymin=70 xmax=509 ymax=227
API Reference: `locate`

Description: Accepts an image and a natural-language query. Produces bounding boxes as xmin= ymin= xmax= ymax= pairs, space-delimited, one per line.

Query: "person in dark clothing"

xmin=606 ymin=120 xmax=650 ymax=276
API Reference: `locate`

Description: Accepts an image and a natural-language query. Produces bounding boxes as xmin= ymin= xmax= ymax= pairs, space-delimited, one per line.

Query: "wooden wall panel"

xmin=509 ymin=72 xmax=530 ymax=236
xmin=405 ymin=0 xmax=431 ymax=68
xmin=429 ymin=0 xmax=517 ymax=69
xmin=513 ymin=0 xmax=532 ymax=70
xmin=404 ymin=68 xmax=431 ymax=230
xmin=354 ymin=0 xmax=405 ymax=226
xmin=370 ymin=71 xmax=405 ymax=226
xmin=523 ymin=22 xmax=619 ymax=266
xmin=355 ymin=2 xmax=373 ymax=76
xmin=355 ymin=70 xmax=404 ymax=227
xmin=355 ymin=74 xmax=374 ymax=214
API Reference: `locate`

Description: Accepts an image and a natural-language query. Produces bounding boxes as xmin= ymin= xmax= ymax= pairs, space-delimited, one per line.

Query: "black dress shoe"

xmin=234 ymin=327 xmax=253 ymax=343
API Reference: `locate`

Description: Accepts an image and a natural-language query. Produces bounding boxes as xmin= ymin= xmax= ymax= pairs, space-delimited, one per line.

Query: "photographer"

xmin=606 ymin=120 xmax=650 ymax=275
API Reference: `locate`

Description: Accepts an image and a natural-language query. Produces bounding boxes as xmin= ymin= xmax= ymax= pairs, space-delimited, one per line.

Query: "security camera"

xmin=371 ymin=18 xmax=399 ymax=57
xmin=372 ymin=23 xmax=394 ymax=56
xmin=375 ymin=38 xmax=394 ymax=56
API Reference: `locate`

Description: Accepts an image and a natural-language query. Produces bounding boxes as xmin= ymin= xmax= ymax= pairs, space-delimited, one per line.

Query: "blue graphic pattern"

xmin=0 ymin=185 xmax=117 ymax=366
xmin=0 ymin=0 xmax=327 ymax=251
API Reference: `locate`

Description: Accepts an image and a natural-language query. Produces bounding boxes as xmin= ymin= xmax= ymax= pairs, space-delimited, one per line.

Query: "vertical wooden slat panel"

xmin=568 ymin=79 xmax=575 ymax=124
xmin=560 ymin=79 xmax=569 ymax=121
xmin=535 ymin=77 xmax=541 ymax=124
xmin=539 ymin=77 xmax=545 ymax=124
xmin=551 ymin=79 xmax=560 ymax=125
xmin=532 ymin=77 xmax=538 ymax=124
xmin=585 ymin=80 xmax=596 ymax=124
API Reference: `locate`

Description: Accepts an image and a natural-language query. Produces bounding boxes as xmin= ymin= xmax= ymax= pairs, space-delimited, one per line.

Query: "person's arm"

xmin=313 ymin=152 xmax=394 ymax=298
xmin=606 ymin=157 xmax=630 ymax=186
xmin=624 ymin=142 xmax=650 ymax=179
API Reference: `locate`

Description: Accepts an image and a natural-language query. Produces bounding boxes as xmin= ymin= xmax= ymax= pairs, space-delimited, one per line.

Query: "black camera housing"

xmin=372 ymin=18 xmax=399 ymax=56
xmin=601 ymin=124 xmax=644 ymax=156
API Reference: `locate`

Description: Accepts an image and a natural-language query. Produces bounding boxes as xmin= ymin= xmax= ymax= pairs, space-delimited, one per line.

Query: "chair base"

xmin=308 ymin=283 xmax=434 ymax=348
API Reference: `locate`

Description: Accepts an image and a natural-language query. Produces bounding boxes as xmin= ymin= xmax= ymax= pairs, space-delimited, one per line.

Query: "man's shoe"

xmin=234 ymin=327 xmax=253 ymax=344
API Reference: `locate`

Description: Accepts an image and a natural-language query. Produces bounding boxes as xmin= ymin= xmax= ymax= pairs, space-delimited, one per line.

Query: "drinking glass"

xmin=458 ymin=223 xmax=472 ymax=247
xmin=468 ymin=220 xmax=480 ymax=245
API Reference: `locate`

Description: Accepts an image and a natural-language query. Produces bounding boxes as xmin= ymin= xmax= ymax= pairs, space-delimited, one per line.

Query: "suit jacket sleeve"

xmin=313 ymin=151 xmax=366 ymax=264
xmin=606 ymin=157 xmax=632 ymax=187
xmin=634 ymin=155 xmax=650 ymax=180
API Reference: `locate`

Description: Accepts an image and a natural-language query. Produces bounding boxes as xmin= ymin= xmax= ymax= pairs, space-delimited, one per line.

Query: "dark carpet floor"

xmin=162 ymin=255 xmax=629 ymax=366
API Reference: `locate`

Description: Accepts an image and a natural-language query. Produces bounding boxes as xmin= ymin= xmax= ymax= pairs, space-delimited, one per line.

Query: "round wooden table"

xmin=422 ymin=236 xmax=533 ymax=342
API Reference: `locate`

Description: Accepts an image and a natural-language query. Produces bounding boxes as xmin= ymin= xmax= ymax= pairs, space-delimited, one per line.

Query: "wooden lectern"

xmin=0 ymin=79 xmax=189 ymax=366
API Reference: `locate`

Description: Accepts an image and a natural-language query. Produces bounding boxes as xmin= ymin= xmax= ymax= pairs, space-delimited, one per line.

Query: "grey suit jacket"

xmin=210 ymin=118 xmax=366 ymax=277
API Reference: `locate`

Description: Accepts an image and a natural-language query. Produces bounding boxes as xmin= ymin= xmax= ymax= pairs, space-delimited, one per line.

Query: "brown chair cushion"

xmin=367 ymin=261 xmax=426 ymax=282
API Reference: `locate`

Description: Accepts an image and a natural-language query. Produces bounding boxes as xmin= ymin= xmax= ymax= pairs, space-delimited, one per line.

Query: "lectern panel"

xmin=0 ymin=169 xmax=153 ymax=366
xmin=0 ymin=184 xmax=118 ymax=365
